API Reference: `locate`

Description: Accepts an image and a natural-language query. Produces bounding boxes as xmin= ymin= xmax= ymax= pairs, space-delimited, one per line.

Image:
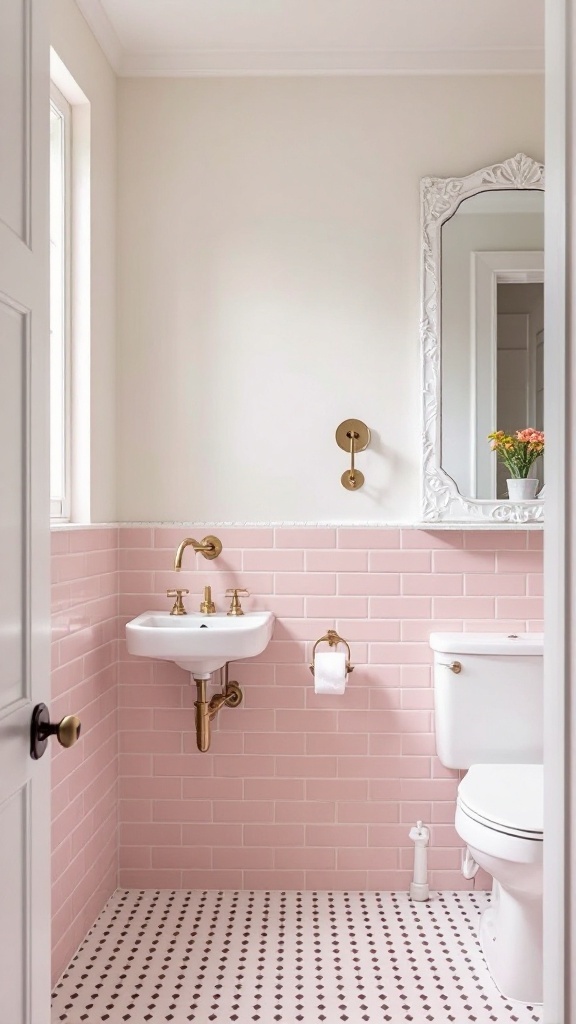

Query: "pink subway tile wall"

xmin=51 ymin=528 xmax=119 ymax=985
xmin=117 ymin=526 xmax=543 ymax=892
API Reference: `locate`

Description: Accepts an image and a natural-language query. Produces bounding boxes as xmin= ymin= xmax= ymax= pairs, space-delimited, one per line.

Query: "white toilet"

xmin=430 ymin=632 xmax=543 ymax=1004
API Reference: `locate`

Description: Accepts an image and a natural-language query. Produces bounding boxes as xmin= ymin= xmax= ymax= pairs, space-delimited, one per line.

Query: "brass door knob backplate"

xmin=30 ymin=703 xmax=82 ymax=760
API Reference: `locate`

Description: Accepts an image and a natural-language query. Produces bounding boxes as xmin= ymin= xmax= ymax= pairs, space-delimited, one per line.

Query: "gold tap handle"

xmin=167 ymin=588 xmax=189 ymax=615
xmin=225 ymin=588 xmax=250 ymax=616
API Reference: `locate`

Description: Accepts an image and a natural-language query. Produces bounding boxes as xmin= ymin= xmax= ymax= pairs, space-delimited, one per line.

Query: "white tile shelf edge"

xmin=50 ymin=520 xmax=544 ymax=530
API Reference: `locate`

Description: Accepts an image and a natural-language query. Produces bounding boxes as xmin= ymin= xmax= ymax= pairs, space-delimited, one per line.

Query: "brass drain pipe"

xmin=193 ymin=666 xmax=243 ymax=752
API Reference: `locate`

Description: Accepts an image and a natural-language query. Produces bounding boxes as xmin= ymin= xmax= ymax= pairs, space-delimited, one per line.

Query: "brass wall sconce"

xmin=309 ymin=629 xmax=354 ymax=675
xmin=336 ymin=419 xmax=371 ymax=490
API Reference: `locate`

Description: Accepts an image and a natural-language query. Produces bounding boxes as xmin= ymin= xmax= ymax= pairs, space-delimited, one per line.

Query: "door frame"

xmin=472 ymin=250 xmax=545 ymax=498
xmin=10 ymin=1 xmax=573 ymax=1020
xmin=544 ymin=0 xmax=571 ymax=1021
xmin=0 ymin=0 xmax=51 ymax=1021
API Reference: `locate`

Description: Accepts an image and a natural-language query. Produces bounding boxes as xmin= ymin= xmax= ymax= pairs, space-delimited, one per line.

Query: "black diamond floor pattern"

xmin=51 ymin=889 xmax=542 ymax=1024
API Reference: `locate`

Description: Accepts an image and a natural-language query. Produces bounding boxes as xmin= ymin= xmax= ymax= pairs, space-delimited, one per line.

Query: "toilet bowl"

xmin=455 ymin=763 xmax=543 ymax=1004
xmin=430 ymin=631 xmax=544 ymax=1003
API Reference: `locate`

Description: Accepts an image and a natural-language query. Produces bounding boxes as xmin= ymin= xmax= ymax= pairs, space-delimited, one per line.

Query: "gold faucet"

xmin=199 ymin=585 xmax=216 ymax=614
xmin=173 ymin=535 xmax=223 ymax=570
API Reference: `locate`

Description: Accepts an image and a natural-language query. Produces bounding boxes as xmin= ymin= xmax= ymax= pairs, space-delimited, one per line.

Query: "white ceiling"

xmin=75 ymin=0 xmax=544 ymax=77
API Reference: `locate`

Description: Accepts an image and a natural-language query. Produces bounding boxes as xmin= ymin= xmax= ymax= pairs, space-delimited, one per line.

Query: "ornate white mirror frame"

xmin=421 ymin=153 xmax=545 ymax=524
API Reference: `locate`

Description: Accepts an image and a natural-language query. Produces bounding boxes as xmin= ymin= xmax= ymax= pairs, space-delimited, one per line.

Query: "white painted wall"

xmin=116 ymin=75 xmax=543 ymax=523
xmin=50 ymin=0 xmax=117 ymax=522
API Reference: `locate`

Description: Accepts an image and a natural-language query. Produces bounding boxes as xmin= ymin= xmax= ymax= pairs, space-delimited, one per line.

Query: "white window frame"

xmin=50 ymin=81 xmax=72 ymax=521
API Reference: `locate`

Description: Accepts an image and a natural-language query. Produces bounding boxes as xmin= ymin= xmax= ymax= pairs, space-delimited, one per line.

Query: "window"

xmin=50 ymin=83 xmax=71 ymax=520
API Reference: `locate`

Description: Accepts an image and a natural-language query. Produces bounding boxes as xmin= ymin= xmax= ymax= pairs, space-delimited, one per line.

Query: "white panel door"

xmin=0 ymin=2 xmax=51 ymax=1023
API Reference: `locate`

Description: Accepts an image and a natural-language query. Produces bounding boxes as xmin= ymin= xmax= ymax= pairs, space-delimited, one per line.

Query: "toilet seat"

xmin=455 ymin=766 xmax=543 ymax=1004
xmin=458 ymin=763 xmax=543 ymax=841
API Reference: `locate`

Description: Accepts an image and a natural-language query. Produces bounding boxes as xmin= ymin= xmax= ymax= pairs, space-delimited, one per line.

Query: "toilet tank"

xmin=430 ymin=632 xmax=543 ymax=769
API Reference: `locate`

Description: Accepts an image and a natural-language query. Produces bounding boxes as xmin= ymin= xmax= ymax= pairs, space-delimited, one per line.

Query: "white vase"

xmin=507 ymin=478 xmax=539 ymax=500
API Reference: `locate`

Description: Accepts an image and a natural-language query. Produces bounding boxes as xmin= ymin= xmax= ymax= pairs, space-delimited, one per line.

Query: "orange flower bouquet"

xmin=488 ymin=429 xmax=544 ymax=500
xmin=488 ymin=429 xmax=545 ymax=478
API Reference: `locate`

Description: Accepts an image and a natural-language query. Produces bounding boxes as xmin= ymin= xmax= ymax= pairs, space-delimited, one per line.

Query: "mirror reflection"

xmin=440 ymin=189 xmax=544 ymax=500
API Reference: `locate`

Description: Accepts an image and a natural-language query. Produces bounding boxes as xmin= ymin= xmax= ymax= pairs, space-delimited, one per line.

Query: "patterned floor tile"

xmin=51 ymin=889 xmax=542 ymax=1024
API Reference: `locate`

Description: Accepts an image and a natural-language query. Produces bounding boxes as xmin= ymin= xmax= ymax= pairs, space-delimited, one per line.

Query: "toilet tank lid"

xmin=429 ymin=632 xmax=543 ymax=656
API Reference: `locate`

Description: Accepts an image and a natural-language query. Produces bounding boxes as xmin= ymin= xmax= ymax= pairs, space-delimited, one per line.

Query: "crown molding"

xmin=75 ymin=0 xmax=123 ymax=72
xmin=119 ymin=47 xmax=543 ymax=77
xmin=73 ymin=4 xmax=543 ymax=77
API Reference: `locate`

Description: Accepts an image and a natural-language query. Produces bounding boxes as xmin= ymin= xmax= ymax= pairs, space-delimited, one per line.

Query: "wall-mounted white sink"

xmin=125 ymin=611 xmax=275 ymax=677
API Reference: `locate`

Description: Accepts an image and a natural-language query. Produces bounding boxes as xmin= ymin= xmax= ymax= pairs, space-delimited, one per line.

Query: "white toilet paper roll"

xmin=314 ymin=651 xmax=347 ymax=694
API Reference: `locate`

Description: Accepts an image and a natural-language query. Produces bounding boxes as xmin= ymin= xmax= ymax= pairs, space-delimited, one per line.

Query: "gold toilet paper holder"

xmin=310 ymin=629 xmax=354 ymax=675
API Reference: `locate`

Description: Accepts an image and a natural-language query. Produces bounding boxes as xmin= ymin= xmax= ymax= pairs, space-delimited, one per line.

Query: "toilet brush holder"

xmin=409 ymin=820 xmax=430 ymax=901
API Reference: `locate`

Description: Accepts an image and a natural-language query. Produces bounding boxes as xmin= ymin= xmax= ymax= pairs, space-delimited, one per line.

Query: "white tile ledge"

xmin=50 ymin=522 xmax=119 ymax=531
xmin=51 ymin=520 xmax=543 ymax=531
